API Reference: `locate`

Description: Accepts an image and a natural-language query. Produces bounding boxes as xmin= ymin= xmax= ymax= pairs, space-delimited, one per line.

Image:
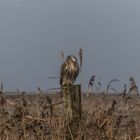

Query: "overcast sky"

xmin=0 ymin=0 xmax=140 ymax=92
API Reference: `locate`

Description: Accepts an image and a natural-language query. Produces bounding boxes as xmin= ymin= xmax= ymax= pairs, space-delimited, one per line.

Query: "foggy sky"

xmin=0 ymin=0 xmax=140 ymax=91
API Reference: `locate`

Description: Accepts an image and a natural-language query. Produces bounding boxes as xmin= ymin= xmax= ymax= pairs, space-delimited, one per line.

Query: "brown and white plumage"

xmin=60 ymin=55 xmax=79 ymax=86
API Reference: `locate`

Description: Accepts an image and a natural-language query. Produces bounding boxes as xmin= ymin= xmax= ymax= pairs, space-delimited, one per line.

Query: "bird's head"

xmin=66 ymin=55 xmax=77 ymax=62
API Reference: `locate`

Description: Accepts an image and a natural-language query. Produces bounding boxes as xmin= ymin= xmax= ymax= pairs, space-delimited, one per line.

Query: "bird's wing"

xmin=70 ymin=62 xmax=79 ymax=82
xmin=60 ymin=62 xmax=67 ymax=85
xmin=74 ymin=63 xmax=79 ymax=77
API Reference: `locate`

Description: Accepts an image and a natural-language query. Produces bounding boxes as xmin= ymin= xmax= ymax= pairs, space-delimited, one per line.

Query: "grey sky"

xmin=0 ymin=0 xmax=140 ymax=91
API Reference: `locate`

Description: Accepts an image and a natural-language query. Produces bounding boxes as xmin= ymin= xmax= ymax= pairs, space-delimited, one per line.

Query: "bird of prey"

xmin=60 ymin=55 xmax=79 ymax=86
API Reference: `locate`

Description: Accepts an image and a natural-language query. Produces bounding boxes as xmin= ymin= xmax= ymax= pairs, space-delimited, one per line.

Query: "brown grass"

xmin=0 ymin=92 xmax=139 ymax=140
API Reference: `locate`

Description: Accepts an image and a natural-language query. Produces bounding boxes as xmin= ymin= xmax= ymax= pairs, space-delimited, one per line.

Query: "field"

xmin=0 ymin=92 xmax=139 ymax=140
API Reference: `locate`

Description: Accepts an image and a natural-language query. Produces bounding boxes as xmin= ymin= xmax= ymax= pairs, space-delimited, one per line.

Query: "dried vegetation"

xmin=0 ymin=88 xmax=139 ymax=140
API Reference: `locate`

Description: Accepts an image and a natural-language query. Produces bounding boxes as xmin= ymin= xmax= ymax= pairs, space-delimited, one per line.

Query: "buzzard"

xmin=60 ymin=55 xmax=79 ymax=86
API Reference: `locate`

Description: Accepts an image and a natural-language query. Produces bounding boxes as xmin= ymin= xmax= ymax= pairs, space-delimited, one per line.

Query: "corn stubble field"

xmin=0 ymin=91 xmax=140 ymax=140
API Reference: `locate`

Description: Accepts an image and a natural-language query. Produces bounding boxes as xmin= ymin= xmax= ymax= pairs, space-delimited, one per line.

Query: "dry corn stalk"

xmin=87 ymin=75 xmax=95 ymax=96
xmin=129 ymin=77 xmax=139 ymax=95
xmin=79 ymin=48 xmax=83 ymax=70
xmin=59 ymin=50 xmax=65 ymax=62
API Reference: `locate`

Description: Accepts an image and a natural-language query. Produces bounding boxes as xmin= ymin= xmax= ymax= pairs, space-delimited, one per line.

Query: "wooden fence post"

xmin=62 ymin=84 xmax=82 ymax=140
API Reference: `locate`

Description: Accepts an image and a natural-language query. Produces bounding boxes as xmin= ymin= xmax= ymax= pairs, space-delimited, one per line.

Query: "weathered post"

xmin=62 ymin=84 xmax=81 ymax=140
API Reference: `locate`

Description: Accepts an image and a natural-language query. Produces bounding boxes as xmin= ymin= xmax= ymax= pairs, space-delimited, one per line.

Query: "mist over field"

xmin=0 ymin=0 xmax=140 ymax=91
